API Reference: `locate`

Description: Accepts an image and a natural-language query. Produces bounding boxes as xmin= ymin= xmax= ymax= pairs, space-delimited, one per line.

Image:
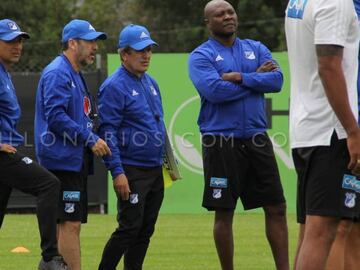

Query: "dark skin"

xmin=316 ymin=45 xmax=360 ymax=176
xmin=202 ymin=2 xmax=289 ymax=270
xmin=204 ymin=0 xmax=238 ymax=47
xmin=205 ymin=0 xmax=279 ymax=83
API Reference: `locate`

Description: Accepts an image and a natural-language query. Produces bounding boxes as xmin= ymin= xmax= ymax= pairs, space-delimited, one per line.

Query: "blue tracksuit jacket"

xmin=98 ymin=65 xmax=165 ymax=178
xmin=0 ymin=62 xmax=23 ymax=146
xmin=188 ymin=37 xmax=283 ymax=138
xmin=35 ymin=54 xmax=98 ymax=172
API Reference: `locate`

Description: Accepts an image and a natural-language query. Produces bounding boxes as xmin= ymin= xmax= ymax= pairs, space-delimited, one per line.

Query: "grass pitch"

xmin=0 ymin=213 xmax=298 ymax=269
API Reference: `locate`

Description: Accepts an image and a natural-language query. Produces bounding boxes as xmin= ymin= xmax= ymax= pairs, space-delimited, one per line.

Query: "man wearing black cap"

xmin=97 ymin=24 xmax=165 ymax=270
xmin=34 ymin=19 xmax=111 ymax=270
xmin=0 ymin=19 xmax=67 ymax=270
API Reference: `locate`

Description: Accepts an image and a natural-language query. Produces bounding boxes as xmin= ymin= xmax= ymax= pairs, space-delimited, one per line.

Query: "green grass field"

xmin=0 ymin=213 xmax=298 ymax=270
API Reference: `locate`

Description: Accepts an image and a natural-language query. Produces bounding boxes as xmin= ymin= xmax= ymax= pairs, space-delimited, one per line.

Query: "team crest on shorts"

xmin=344 ymin=193 xmax=356 ymax=209
xmin=129 ymin=194 xmax=139 ymax=204
xmin=213 ymin=189 xmax=222 ymax=199
xmin=64 ymin=203 xmax=75 ymax=213
xmin=22 ymin=157 xmax=33 ymax=164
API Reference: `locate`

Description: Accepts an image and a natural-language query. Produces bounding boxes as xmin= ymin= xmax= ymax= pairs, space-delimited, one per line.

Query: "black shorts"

xmin=292 ymin=134 xmax=360 ymax=224
xmin=51 ymin=152 xmax=89 ymax=223
xmin=201 ymin=133 xmax=285 ymax=211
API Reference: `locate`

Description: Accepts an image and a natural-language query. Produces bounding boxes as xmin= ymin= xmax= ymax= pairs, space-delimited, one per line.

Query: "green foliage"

xmin=236 ymin=0 xmax=287 ymax=51
xmin=0 ymin=0 xmax=287 ymax=71
xmin=0 ymin=0 xmax=75 ymax=71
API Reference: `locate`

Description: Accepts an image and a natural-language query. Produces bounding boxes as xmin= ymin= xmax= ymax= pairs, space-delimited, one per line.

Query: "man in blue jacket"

xmin=34 ymin=19 xmax=111 ymax=270
xmin=188 ymin=1 xmax=289 ymax=270
xmin=0 ymin=19 xmax=67 ymax=270
xmin=97 ymin=24 xmax=165 ymax=270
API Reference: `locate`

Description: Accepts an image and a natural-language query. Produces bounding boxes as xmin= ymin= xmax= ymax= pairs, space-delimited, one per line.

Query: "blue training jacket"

xmin=188 ymin=37 xmax=283 ymax=138
xmin=35 ymin=54 xmax=98 ymax=172
xmin=98 ymin=65 xmax=165 ymax=178
xmin=0 ymin=62 xmax=23 ymax=146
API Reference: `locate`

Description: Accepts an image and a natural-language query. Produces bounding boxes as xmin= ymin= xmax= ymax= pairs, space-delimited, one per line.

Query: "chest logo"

xmin=132 ymin=89 xmax=139 ymax=96
xmin=215 ymin=54 xmax=224 ymax=62
xmin=244 ymin=51 xmax=256 ymax=60
xmin=150 ymin=86 xmax=157 ymax=96
xmin=83 ymin=96 xmax=91 ymax=116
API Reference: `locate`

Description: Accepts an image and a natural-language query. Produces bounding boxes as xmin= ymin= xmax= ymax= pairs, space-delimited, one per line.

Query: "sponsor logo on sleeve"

xmin=287 ymin=0 xmax=308 ymax=19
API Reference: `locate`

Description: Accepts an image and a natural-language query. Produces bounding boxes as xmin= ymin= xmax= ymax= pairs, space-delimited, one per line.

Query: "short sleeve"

xmin=314 ymin=0 xmax=354 ymax=46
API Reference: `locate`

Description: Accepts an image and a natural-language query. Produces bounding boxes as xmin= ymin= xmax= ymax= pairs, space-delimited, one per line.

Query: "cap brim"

xmin=130 ymin=39 xmax=158 ymax=51
xmin=0 ymin=31 xmax=30 ymax=41
xmin=80 ymin=31 xmax=107 ymax=41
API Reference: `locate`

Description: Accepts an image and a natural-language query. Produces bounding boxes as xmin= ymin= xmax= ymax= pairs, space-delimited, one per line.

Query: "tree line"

xmin=0 ymin=0 xmax=287 ymax=71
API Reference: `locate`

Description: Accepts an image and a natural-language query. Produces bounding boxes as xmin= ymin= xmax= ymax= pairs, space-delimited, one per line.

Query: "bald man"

xmin=188 ymin=1 xmax=289 ymax=270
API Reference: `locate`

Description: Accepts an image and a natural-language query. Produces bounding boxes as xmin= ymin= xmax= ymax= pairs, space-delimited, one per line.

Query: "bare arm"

xmin=316 ymin=45 xmax=360 ymax=174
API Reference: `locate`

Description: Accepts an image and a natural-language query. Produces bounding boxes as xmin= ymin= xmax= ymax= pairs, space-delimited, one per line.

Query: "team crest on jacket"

xmin=244 ymin=51 xmax=255 ymax=60
xmin=344 ymin=192 xmax=356 ymax=208
xmin=150 ymin=86 xmax=157 ymax=96
xmin=83 ymin=96 xmax=91 ymax=116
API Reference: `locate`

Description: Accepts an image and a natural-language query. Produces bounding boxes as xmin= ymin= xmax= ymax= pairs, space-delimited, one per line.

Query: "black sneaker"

xmin=38 ymin=256 xmax=68 ymax=270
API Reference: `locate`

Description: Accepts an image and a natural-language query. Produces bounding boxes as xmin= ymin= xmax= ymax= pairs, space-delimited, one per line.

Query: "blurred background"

xmin=1 ymin=0 xmax=287 ymax=72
